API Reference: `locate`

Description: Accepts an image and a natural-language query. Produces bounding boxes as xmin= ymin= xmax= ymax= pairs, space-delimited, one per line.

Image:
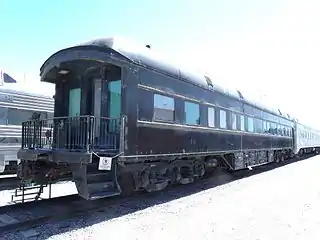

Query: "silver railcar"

xmin=0 ymin=85 xmax=54 ymax=174
xmin=293 ymin=120 xmax=320 ymax=155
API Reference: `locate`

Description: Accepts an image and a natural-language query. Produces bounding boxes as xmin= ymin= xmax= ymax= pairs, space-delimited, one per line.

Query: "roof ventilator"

xmin=237 ymin=90 xmax=244 ymax=100
xmin=204 ymin=76 xmax=214 ymax=90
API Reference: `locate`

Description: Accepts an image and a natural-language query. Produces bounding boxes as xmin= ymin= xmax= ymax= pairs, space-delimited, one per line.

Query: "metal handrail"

xmin=21 ymin=116 xmax=121 ymax=152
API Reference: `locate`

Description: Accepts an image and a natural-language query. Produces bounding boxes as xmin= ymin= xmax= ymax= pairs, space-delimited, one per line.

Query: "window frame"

xmin=208 ymin=107 xmax=215 ymax=128
xmin=184 ymin=101 xmax=200 ymax=125
xmin=153 ymin=93 xmax=175 ymax=122
xmin=240 ymin=115 xmax=245 ymax=131
xmin=219 ymin=109 xmax=227 ymax=129
xmin=68 ymin=88 xmax=81 ymax=117
xmin=247 ymin=117 xmax=254 ymax=132
xmin=231 ymin=112 xmax=237 ymax=130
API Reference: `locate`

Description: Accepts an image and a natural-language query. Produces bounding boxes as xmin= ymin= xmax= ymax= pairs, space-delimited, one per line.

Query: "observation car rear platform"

xmin=17 ymin=40 xmax=127 ymax=200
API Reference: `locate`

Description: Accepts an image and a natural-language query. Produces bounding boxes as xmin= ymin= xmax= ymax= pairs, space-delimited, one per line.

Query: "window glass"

xmin=108 ymin=80 xmax=122 ymax=118
xmin=220 ymin=110 xmax=227 ymax=129
xmin=153 ymin=94 xmax=175 ymax=121
xmin=255 ymin=119 xmax=263 ymax=133
xmin=248 ymin=117 xmax=254 ymax=132
xmin=282 ymin=127 xmax=286 ymax=136
xmin=47 ymin=112 xmax=54 ymax=119
xmin=275 ymin=124 xmax=280 ymax=135
xmin=240 ymin=115 xmax=245 ymax=131
xmin=231 ymin=112 xmax=237 ymax=130
xmin=7 ymin=109 xmax=33 ymax=125
xmin=208 ymin=107 xmax=215 ymax=127
xmin=262 ymin=121 xmax=266 ymax=132
xmin=0 ymin=107 xmax=8 ymax=125
xmin=184 ymin=101 xmax=200 ymax=125
xmin=69 ymin=88 xmax=81 ymax=117
xmin=269 ymin=122 xmax=275 ymax=134
xmin=265 ymin=122 xmax=270 ymax=133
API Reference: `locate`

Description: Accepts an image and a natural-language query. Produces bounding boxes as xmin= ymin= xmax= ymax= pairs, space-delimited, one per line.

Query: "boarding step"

xmin=11 ymin=183 xmax=51 ymax=204
xmin=72 ymin=157 xmax=121 ymax=200
xmin=88 ymin=189 xmax=120 ymax=200
xmin=87 ymin=181 xmax=120 ymax=200
xmin=87 ymin=171 xmax=113 ymax=184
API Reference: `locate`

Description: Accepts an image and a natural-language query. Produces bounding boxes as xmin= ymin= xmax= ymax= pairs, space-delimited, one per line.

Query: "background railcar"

xmin=0 ymin=86 xmax=54 ymax=174
xmin=294 ymin=121 xmax=320 ymax=155
xmin=16 ymin=36 xmax=317 ymax=200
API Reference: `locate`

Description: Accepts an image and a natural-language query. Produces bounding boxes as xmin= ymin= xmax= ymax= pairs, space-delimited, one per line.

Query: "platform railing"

xmin=21 ymin=116 xmax=121 ymax=152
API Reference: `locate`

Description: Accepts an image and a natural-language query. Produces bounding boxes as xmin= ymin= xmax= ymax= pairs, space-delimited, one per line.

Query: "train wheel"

xmin=193 ymin=161 xmax=205 ymax=178
xmin=144 ymin=180 xmax=169 ymax=193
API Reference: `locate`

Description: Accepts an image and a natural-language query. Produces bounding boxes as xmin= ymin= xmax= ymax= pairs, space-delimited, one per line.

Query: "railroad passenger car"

xmin=293 ymin=121 xmax=320 ymax=155
xmin=16 ymin=36 xmax=319 ymax=200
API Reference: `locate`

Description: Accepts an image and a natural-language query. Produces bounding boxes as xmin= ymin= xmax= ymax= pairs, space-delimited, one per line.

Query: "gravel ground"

xmin=0 ymin=181 xmax=77 ymax=207
xmin=2 ymin=156 xmax=320 ymax=240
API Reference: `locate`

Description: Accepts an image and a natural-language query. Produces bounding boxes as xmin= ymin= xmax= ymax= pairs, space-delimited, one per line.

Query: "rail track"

xmin=0 ymin=192 xmax=144 ymax=236
xmin=0 ymin=153 xmax=316 ymax=237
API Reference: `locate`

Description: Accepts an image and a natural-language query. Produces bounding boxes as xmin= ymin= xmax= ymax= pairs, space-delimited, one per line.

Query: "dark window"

xmin=153 ymin=94 xmax=175 ymax=122
xmin=220 ymin=110 xmax=227 ymax=129
xmin=7 ymin=108 xmax=48 ymax=125
xmin=7 ymin=109 xmax=33 ymax=125
xmin=208 ymin=107 xmax=215 ymax=127
xmin=184 ymin=101 xmax=200 ymax=125
xmin=0 ymin=107 xmax=8 ymax=125
xmin=47 ymin=112 xmax=54 ymax=119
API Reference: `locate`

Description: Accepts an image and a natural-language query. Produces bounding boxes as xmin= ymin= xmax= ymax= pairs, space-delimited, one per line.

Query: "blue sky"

xmin=0 ymin=0 xmax=319 ymax=128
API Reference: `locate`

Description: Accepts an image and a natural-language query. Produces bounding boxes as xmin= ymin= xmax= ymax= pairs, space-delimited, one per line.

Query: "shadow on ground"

xmin=2 ymin=154 xmax=316 ymax=239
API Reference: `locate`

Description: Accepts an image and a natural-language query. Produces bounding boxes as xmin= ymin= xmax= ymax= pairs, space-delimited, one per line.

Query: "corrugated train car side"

xmin=294 ymin=121 xmax=320 ymax=156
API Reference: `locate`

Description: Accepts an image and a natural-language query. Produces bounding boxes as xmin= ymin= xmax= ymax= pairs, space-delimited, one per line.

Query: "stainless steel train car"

xmin=16 ymin=36 xmax=320 ymax=200
xmin=293 ymin=121 xmax=320 ymax=156
xmin=0 ymin=85 xmax=54 ymax=174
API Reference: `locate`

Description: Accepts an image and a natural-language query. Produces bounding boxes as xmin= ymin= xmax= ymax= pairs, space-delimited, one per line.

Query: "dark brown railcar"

xmin=17 ymin=37 xmax=294 ymax=200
